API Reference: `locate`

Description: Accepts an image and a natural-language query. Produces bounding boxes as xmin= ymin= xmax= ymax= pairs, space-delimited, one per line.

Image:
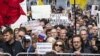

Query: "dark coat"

xmin=66 ymin=48 xmax=91 ymax=56
xmin=2 ymin=41 xmax=23 ymax=56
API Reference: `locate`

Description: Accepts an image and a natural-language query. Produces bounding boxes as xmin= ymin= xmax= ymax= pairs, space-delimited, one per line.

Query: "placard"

xmin=50 ymin=14 xmax=71 ymax=26
xmin=21 ymin=20 xmax=44 ymax=34
xmin=36 ymin=42 xmax=52 ymax=54
xmin=31 ymin=5 xmax=51 ymax=19
xmin=91 ymin=5 xmax=99 ymax=15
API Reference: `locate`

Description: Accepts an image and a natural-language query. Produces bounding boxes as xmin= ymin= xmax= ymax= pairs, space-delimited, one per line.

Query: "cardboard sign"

xmin=36 ymin=42 xmax=52 ymax=54
xmin=32 ymin=26 xmax=44 ymax=34
xmin=21 ymin=20 xmax=44 ymax=34
xmin=31 ymin=5 xmax=51 ymax=19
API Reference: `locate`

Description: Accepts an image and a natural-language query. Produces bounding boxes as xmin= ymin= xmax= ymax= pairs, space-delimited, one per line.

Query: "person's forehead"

xmin=88 ymin=25 xmax=93 ymax=27
xmin=81 ymin=30 xmax=87 ymax=34
xmin=3 ymin=32 xmax=11 ymax=35
xmin=51 ymin=29 xmax=57 ymax=32
xmin=15 ymin=28 xmax=19 ymax=31
xmin=92 ymin=26 xmax=98 ymax=29
xmin=56 ymin=42 xmax=62 ymax=44
xmin=73 ymin=37 xmax=81 ymax=41
xmin=60 ymin=29 xmax=66 ymax=33
xmin=19 ymin=31 xmax=25 ymax=33
xmin=18 ymin=31 xmax=25 ymax=35
xmin=26 ymin=27 xmax=31 ymax=31
xmin=76 ymin=23 xmax=80 ymax=26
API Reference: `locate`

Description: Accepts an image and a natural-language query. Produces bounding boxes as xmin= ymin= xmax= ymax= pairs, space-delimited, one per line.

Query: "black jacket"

xmin=66 ymin=48 xmax=91 ymax=56
xmin=2 ymin=41 xmax=23 ymax=56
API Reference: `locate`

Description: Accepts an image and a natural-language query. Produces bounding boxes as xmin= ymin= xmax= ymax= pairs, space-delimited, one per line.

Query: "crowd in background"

xmin=0 ymin=1 xmax=100 ymax=56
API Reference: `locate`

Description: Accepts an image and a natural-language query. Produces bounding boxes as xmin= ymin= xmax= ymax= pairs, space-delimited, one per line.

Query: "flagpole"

xmin=74 ymin=0 xmax=77 ymax=35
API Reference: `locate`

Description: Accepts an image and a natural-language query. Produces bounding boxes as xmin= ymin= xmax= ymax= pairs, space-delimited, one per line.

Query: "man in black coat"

xmin=67 ymin=35 xmax=91 ymax=56
xmin=2 ymin=27 xmax=23 ymax=56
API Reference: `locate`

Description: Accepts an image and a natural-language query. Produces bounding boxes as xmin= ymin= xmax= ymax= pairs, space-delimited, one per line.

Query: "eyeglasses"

xmin=55 ymin=44 xmax=63 ymax=47
xmin=27 ymin=30 xmax=32 ymax=32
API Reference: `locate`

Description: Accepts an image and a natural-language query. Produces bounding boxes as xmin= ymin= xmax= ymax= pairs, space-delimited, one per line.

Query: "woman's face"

xmin=54 ymin=41 xmax=63 ymax=52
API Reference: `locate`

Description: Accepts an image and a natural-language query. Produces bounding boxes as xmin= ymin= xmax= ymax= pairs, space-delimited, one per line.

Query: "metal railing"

xmin=16 ymin=52 xmax=100 ymax=56
xmin=0 ymin=52 xmax=11 ymax=56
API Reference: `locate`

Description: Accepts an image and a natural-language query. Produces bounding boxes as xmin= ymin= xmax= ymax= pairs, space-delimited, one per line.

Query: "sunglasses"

xmin=27 ymin=30 xmax=32 ymax=32
xmin=55 ymin=44 xmax=63 ymax=47
xmin=19 ymin=35 xmax=23 ymax=38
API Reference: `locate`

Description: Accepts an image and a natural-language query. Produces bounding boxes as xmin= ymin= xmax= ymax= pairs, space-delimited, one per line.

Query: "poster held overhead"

xmin=31 ymin=5 xmax=51 ymax=19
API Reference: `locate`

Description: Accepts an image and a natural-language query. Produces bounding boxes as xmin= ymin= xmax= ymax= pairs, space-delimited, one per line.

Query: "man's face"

xmin=3 ymin=32 xmax=13 ymax=42
xmin=73 ymin=37 xmax=82 ymax=50
xmin=17 ymin=31 xmax=26 ymax=40
xmin=92 ymin=26 xmax=98 ymax=34
xmin=51 ymin=29 xmax=58 ymax=38
xmin=18 ymin=31 xmax=25 ymax=37
xmin=59 ymin=29 xmax=67 ymax=39
xmin=80 ymin=31 xmax=87 ymax=41
xmin=24 ymin=41 xmax=31 ymax=48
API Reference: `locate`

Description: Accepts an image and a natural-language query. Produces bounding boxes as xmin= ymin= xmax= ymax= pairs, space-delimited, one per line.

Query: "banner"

xmin=70 ymin=0 xmax=80 ymax=4
xmin=37 ymin=0 xmax=44 ymax=5
xmin=20 ymin=0 xmax=27 ymax=14
xmin=31 ymin=5 xmax=51 ymax=19
xmin=11 ymin=15 xmax=28 ymax=29
xmin=70 ymin=0 xmax=87 ymax=9
xmin=80 ymin=0 xmax=87 ymax=9
xmin=11 ymin=0 xmax=27 ymax=29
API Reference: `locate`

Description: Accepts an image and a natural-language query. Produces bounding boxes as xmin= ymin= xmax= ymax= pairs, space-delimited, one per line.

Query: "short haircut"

xmin=18 ymin=27 xmax=27 ymax=34
xmin=46 ymin=29 xmax=51 ymax=35
xmin=80 ymin=29 xmax=87 ymax=34
xmin=72 ymin=35 xmax=84 ymax=49
xmin=54 ymin=24 xmax=65 ymax=29
xmin=3 ymin=27 xmax=13 ymax=34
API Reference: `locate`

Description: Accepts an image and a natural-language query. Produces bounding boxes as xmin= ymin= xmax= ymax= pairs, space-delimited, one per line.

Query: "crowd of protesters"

xmin=0 ymin=3 xmax=100 ymax=56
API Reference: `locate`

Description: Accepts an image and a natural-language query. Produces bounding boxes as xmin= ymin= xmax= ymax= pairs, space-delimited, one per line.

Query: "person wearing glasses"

xmin=53 ymin=40 xmax=65 ymax=53
xmin=67 ymin=35 xmax=91 ymax=54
